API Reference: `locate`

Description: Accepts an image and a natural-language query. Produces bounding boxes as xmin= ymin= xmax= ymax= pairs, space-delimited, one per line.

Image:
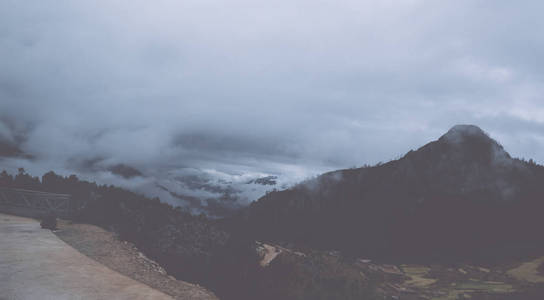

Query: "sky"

xmin=2 ymin=0 xmax=544 ymax=215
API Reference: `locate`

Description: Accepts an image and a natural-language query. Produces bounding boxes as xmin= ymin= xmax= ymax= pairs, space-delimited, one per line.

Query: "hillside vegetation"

xmin=239 ymin=125 xmax=544 ymax=263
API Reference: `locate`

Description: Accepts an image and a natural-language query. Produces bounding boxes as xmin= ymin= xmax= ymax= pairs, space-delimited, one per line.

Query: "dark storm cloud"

xmin=2 ymin=0 xmax=544 ymax=211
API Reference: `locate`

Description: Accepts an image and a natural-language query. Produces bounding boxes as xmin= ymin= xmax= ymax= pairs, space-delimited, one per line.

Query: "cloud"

xmin=2 ymin=1 xmax=544 ymax=214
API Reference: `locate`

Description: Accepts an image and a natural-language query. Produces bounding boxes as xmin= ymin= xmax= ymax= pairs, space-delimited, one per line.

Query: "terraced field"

xmin=391 ymin=257 xmax=544 ymax=299
xmin=265 ymin=243 xmax=544 ymax=299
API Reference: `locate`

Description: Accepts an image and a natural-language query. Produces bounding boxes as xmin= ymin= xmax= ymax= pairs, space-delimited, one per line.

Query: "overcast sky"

xmin=2 ymin=1 xmax=544 ymax=212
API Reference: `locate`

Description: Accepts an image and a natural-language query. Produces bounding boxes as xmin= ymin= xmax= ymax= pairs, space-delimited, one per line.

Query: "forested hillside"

xmin=240 ymin=125 xmax=544 ymax=262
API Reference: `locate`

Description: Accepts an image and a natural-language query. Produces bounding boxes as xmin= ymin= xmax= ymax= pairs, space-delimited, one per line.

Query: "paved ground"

xmin=0 ymin=213 xmax=173 ymax=300
xmin=54 ymin=220 xmax=218 ymax=300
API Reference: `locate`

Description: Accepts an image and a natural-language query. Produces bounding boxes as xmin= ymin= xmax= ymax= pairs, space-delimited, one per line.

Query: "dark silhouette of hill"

xmin=107 ymin=163 xmax=143 ymax=179
xmin=0 ymin=140 xmax=25 ymax=157
xmin=239 ymin=125 xmax=544 ymax=263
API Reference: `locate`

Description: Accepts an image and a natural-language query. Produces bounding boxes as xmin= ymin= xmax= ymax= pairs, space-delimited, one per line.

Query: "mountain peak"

xmin=432 ymin=124 xmax=512 ymax=166
xmin=440 ymin=124 xmax=490 ymax=143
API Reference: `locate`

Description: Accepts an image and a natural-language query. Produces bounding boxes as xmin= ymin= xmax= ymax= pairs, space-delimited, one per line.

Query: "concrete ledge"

xmin=0 ymin=213 xmax=173 ymax=300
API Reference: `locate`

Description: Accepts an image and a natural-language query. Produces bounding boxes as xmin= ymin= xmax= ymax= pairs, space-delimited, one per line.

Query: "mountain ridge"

xmin=237 ymin=125 xmax=544 ymax=262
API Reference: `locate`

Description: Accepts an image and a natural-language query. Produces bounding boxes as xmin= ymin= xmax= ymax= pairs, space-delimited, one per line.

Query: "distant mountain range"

xmin=237 ymin=125 xmax=544 ymax=262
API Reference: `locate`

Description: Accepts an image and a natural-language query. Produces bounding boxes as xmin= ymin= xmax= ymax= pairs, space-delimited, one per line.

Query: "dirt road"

xmin=0 ymin=213 xmax=173 ymax=300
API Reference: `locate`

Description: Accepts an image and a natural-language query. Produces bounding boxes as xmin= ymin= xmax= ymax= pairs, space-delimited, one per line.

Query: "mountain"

xmin=238 ymin=125 xmax=544 ymax=262
xmin=107 ymin=164 xmax=143 ymax=179
xmin=0 ymin=140 xmax=25 ymax=158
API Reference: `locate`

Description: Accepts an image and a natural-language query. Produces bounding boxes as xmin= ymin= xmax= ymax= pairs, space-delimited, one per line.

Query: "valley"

xmin=257 ymin=242 xmax=544 ymax=299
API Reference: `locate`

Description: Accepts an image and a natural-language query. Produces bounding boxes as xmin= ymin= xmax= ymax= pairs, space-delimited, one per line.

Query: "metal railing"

xmin=0 ymin=187 xmax=78 ymax=218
